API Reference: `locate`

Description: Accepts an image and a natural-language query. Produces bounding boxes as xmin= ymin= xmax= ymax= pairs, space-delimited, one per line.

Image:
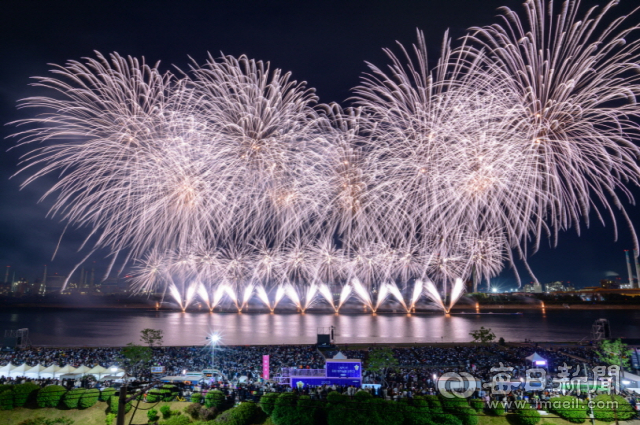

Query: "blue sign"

xmin=291 ymin=377 xmax=362 ymax=388
xmin=326 ymin=361 xmax=361 ymax=378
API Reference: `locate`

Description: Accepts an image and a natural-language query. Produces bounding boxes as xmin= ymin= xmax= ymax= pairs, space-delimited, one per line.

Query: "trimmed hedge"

xmin=147 ymin=408 xmax=160 ymax=423
xmin=108 ymin=395 xmax=132 ymax=414
xmin=490 ymin=401 xmax=505 ymax=416
xmin=36 ymin=385 xmax=66 ymax=408
xmin=549 ymin=396 xmax=587 ymax=423
xmin=515 ymin=404 xmax=541 ymax=425
xmin=191 ymin=392 xmax=203 ymax=404
xmin=204 ymin=389 xmax=226 ymax=410
xmin=0 ymin=388 xmax=13 ymax=410
xmin=100 ymin=387 xmax=116 ymax=401
xmin=79 ymin=388 xmax=100 ymax=408
xmin=592 ymin=394 xmax=636 ymax=422
xmin=147 ymin=388 xmax=163 ymax=403
xmin=161 ymin=415 xmax=190 ymax=425
xmin=455 ymin=406 xmax=478 ymax=425
xmin=440 ymin=396 xmax=469 ymax=412
xmin=271 ymin=393 xmax=299 ymax=425
xmin=469 ymin=399 xmax=484 ymax=412
xmin=62 ymin=388 xmax=86 ymax=409
xmin=424 ymin=395 xmax=443 ymax=413
xmin=14 ymin=382 xmax=40 ymax=407
xmin=213 ymin=401 xmax=257 ymax=425
xmin=260 ymin=392 xmax=279 ymax=416
xmin=432 ymin=413 xmax=463 ymax=425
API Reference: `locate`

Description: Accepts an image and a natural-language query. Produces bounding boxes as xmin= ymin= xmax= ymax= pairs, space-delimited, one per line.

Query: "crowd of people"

xmin=0 ymin=342 xmax=638 ymax=413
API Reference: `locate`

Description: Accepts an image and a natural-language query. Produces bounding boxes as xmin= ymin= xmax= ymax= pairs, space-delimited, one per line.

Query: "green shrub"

xmin=271 ymin=393 xmax=298 ymax=425
xmin=550 ymin=396 xmax=587 ymax=423
xmin=160 ymin=388 xmax=174 ymax=402
xmin=204 ymin=389 xmax=226 ymax=410
xmin=260 ymin=392 xmax=279 ymax=416
xmin=36 ymin=385 xmax=66 ymax=408
xmin=147 ymin=388 xmax=163 ymax=403
xmin=79 ymin=388 xmax=100 ymax=408
xmin=17 ymin=418 xmax=74 ymax=425
xmin=440 ymin=396 xmax=469 ymax=412
xmin=160 ymin=415 xmax=190 ymax=425
xmin=469 ymin=399 xmax=484 ymax=412
xmin=432 ymin=413 xmax=463 ymax=425
xmin=515 ymin=404 xmax=541 ymax=425
xmin=62 ymin=388 xmax=86 ymax=409
xmin=108 ymin=395 xmax=132 ymax=414
xmin=368 ymin=398 xmax=404 ymax=425
xmin=191 ymin=392 xmax=203 ymax=404
xmin=148 ymin=408 xmax=160 ymax=423
xmin=161 ymin=404 xmax=172 ymax=419
xmin=354 ymin=390 xmax=372 ymax=401
xmin=0 ymin=384 xmax=12 ymax=393
xmin=490 ymin=401 xmax=505 ymax=416
xmin=455 ymin=407 xmax=478 ymax=425
xmin=592 ymin=394 xmax=636 ymax=422
xmin=105 ymin=413 xmax=116 ymax=425
xmin=326 ymin=391 xmax=348 ymax=404
xmin=0 ymin=388 xmax=14 ymax=410
xmin=213 ymin=401 xmax=257 ymax=425
xmin=14 ymin=382 xmax=40 ymax=407
xmin=425 ymin=395 xmax=443 ymax=413
xmin=100 ymin=387 xmax=116 ymax=401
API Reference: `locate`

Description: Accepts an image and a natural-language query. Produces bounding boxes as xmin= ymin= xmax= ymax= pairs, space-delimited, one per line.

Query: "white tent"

xmin=0 ymin=363 xmax=17 ymax=377
xmin=73 ymin=365 xmax=92 ymax=376
xmin=24 ymin=364 xmax=48 ymax=379
xmin=87 ymin=365 xmax=110 ymax=379
xmin=525 ymin=352 xmax=547 ymax=366
xmin=40 ymin=365 xmax=62 ymax=378
xmin=9 ymin=363 xmax=30 ymax=378
xmin=56 ymin=365 xmax=77 ymax=376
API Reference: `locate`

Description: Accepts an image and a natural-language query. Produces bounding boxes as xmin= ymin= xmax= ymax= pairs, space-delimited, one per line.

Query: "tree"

xmin=596 ymin=339 xmax=632 ymax=368
xmin=121 ymin=343 xmax=152 ymax=377
xmin=469 ymin=327 xmax=495 ymax=344
xmin=140 ymin=328 xmax=164 ymax=347
xmin=366 ymin=347 xmax=399 ymax=387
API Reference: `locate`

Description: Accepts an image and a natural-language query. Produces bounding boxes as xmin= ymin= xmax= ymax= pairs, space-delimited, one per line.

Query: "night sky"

xmin=1 ymin=0 xmax=639 ymax=289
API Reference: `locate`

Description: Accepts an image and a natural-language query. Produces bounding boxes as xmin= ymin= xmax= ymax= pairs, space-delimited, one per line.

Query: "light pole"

xmin=206 ymin=333 xmax=221 ymax=379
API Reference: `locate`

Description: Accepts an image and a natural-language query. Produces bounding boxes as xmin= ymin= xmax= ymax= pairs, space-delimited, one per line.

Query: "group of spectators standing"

xmin=0 ymin=343 xmax=638 ymax=412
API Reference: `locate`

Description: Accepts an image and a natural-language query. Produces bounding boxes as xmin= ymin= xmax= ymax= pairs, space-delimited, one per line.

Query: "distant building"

xmin=599 ymin=279 xmax=620 ymax=290
xmin=545 ymin=281 xmax=566 ymax=293
xmin=522 ymin=282 xmax=543 ymax=293
xmin=45 ymin=275 xmax=69 ymax=293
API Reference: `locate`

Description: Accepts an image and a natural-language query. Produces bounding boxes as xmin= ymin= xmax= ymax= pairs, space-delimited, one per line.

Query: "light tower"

xmin=625 ymin=250 xmax=634 ymax=288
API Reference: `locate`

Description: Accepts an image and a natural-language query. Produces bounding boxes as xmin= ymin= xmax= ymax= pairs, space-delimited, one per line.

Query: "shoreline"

xmin=1 ymin=302 xmax=639 ymax=311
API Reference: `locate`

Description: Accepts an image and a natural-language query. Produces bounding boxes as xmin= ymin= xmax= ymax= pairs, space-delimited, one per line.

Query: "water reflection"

xmin=0 ymin=308 xmax=637 ymax=347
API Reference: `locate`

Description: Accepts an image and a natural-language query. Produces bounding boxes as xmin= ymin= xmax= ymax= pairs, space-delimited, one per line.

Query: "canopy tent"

xmin=73 ymin=365 xmax=92 ymax=376
xmin=24 ymin=364 xmax=48 ymax=379
xmin=9 ymin=363 xmax=30 ymax=378
xmin=87 ymin=365 xmax=110 ymax=379
xmin=0 ymin=363 xmax=17 ymax=377
xmin=40 ymin=365 xmax=62 ymax=378
xmin=108 ymin=367 xmax=125 ymax=377
xmin=56 ymin=365 xmax=77 ymax=376
xmin=525 ymin=352 xmax=547 ymax=366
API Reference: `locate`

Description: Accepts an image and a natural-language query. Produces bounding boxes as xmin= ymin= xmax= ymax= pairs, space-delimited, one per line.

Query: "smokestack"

xmin=80 ymin=267 xmax=85 ymax=288
xmin=4 ymin=266 xmax=9 ymax=284
xmin=625 ymin=250 xmax=634 ymax=287
xmin=634 ymin=249 xmax=640 ymax=289
xmin=90 ymin=267 xmax=95 ymax=287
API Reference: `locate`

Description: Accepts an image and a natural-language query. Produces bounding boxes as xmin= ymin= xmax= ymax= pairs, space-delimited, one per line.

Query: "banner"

xmin=262 ymin=355 xmax=270 ymax=380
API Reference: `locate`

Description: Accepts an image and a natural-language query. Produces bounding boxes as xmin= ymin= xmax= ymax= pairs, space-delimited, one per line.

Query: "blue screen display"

xmin=291 ymin=377 xmax=362 ymax=388
xmin=326 ymin=361 xmax=362 ymax=378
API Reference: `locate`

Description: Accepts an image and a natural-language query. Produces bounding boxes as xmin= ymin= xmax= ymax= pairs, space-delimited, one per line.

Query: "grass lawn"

xmin=477 ymin=412 xmax=621 ymax=425
xmin=0 ymin=400 xmax=190 ymax=425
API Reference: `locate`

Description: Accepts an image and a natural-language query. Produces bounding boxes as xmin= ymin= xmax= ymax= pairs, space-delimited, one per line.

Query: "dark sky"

xmin=1 ymin=0 xmax=639 ymax=289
